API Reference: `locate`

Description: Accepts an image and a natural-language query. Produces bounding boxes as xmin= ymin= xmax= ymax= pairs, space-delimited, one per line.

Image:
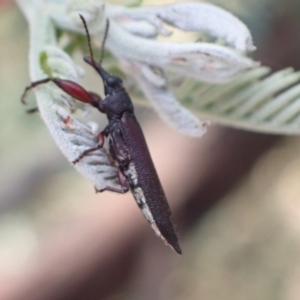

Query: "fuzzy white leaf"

xmin=178 ymin=67 xmax=300 ymax=135
xmin=107 ymin=21 xmax=256 ymax=83
xmin=45 ymin=1 xmax=256 ymax=83
xmin=152 ymin=2 xmax=254 ymax=52
xmin=109 ymin=18 xmax=166 ymax=38
xmin=16 ymin=0 xmax=122 ymax=192
xmin=107 ymin=2 xmax=254 ymax=51
xmin=106 ymin=4 xmax=172 ymax=37
xmin=126 ymin=61 xmax=207 ymax=137
xmin=44 ymin=0 xmax=106 ymax=34
xmin=45 ymin=2 xmax=257 ymax=83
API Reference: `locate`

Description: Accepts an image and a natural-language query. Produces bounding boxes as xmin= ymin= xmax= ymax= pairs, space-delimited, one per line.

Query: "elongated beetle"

xmin=22 ymin=15 xmax=181 ymax=254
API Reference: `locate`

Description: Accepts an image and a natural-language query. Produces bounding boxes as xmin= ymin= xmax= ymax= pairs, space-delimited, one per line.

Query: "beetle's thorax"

xmin=100 ymin=88 xmax=134 ymax=119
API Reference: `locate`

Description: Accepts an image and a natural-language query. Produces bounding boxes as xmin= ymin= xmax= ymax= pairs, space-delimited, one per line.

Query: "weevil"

xmin=21 ymin=15 xmax=181 ymax=254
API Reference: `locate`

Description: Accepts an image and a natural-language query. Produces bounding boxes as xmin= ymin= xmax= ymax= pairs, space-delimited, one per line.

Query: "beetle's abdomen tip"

xmin=174 ymin=244 xmax=182 ymax=255
xmin=170 ymin=241 xmax=182 ymax=255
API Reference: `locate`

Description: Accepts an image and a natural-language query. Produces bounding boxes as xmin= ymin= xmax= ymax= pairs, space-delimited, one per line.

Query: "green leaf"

xmin=39 ymin=51 xmax=52 ymax=77
xmin=123 ymin=0 xmax=143 ymax=8
xmin=176 ymin=67 xmax=300 ymax=135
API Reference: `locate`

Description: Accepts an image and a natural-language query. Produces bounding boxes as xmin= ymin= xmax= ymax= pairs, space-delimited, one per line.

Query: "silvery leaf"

xmin=177 ymin=67 xmax=300 ymax=135
xmin=16 ymin=0 xmax=122 ymax=192
xmin=125 ymin=60 xmax=207 ymax=137
xmin=106 ymin=2 xmax=254 ymax=51
xmin=107 ymin=21 xmax=257 ymax=83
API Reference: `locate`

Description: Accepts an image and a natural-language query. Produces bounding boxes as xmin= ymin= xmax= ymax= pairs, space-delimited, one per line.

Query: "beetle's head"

xmin=84 ymin=56 xmax=123 ymax=96
xmin=84 ymin=56 xmax=133 ymax=116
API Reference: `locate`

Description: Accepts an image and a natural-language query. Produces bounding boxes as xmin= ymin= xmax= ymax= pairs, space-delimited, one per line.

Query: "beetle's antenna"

xmin=99 ymin=19 xmax=109 ymax=65
xmin=79 ymin=14 xmax=95 ymax=64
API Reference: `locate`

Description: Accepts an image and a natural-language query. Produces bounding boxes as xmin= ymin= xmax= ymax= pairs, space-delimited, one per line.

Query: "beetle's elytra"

xmin=22 ymin=15 xmax=181 ymax=254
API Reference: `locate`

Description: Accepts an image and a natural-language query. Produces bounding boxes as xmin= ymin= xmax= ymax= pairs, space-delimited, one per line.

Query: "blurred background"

xmin=1 ymin=0 xmax=300 ymax=299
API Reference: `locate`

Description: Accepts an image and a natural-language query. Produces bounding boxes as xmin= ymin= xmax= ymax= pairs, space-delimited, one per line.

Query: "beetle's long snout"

xmin=83 ymin=56 xmax=111 ymax=82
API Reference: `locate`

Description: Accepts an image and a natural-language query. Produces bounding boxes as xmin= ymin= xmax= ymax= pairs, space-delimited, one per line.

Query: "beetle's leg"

xmin=109 ymin=129 xmax=131 ymax=168
xmin=95 ymin=186 xmax=123 ymax=193
xmin=108 ymin=138 xmax=118 ymax=162
xmin=21 ymin=78 xmax=101 ymax=108
xmin=94 ymin=169 xmax=129 ymax=193
xmin=22 ymin=78 xmax=53 ymax=104
xmin=118 ymin=169 xmax=129 ymax=192
xmin=93 ymin=151 xmax=129 ymax=193
xmin=94 ymin=185 xmax=127 ymax=194
xmin=72 ymin=131 xmax=107 ymax=164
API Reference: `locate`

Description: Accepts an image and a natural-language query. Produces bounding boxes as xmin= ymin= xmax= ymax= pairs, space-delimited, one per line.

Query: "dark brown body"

xmin=21 ymin=16 xmax=181 ymax=254
xmin=101 ymin=77 xmax=181 ymax=254
xmin=117 ymin=112 xmax=181 ymax=253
